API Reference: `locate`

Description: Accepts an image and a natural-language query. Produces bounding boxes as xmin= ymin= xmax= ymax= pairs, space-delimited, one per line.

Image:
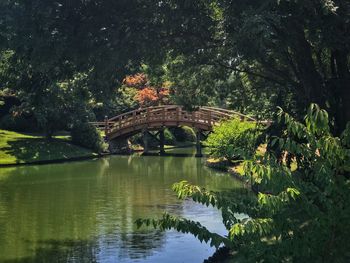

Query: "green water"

xmin=0 ymin=148 xmax=242 ymax=263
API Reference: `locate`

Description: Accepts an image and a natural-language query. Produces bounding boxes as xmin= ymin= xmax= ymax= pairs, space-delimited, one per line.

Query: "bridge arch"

xmin=91 ymin=105 xmax=257 ymax=156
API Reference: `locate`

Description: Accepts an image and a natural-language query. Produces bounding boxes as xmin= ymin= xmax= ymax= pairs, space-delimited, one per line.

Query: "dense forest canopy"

xmin=0 ymin=2 xmax=349 ymax=261
xmin=0 ymin=0 xmax=349 ymax=134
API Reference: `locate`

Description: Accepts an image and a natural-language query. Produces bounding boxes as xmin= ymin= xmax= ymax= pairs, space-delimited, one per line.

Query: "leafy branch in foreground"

xmin=135 ymin=213 xmax=230 ymax=249
xmin=136 ymin=104 xmax=350 ymax=262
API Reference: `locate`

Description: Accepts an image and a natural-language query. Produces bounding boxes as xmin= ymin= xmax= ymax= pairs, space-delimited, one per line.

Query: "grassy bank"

xmin=0 ymin=129 xmax=97 ymax=165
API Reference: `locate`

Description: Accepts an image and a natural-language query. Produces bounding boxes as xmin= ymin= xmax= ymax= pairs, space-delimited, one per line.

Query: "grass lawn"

xmin=0 ymin=129 xmax=97 ymax=165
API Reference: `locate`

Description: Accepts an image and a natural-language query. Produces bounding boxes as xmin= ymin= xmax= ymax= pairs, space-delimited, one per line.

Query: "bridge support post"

xmin=143 ymin=130 xmax=149 ymax=154
xmin=195 ymin=129 xmax=203 ymax=157
xmin=104 ymin=115 xmax=109 ymax=135
xmin=159 ymin=128 xmax=165 ymax=155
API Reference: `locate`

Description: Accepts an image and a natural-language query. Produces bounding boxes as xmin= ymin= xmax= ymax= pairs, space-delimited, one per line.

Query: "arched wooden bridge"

xmin=91 ymin=105 xmax=256 ymax=139
xmin=90 ymin=105 xmax=258 ymax=156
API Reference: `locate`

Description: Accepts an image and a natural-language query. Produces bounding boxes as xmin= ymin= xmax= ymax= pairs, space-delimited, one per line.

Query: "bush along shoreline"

xmin=204 ymin=118 xmax=265 ymax=186
xmin=137 ymin=104 xmax=350 ymax=262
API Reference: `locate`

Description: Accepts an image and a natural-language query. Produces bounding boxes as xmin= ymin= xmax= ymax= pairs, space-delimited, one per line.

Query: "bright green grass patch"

xmin=0 ymin=129 xmax=97 ymax=165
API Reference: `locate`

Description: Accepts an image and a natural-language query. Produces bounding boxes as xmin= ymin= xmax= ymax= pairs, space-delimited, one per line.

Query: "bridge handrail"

xmin=108 ymin=105 xmax=179 ymax=122
xmin=107 ymin=105 xmax=256 ymax=122
xmin=200 ymin=106 xmax=256 ymax=121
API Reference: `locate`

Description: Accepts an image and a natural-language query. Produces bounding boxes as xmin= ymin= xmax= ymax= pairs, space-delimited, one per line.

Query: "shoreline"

xmin=0 ymin=154 xmax=103 ymax=168
xmin=206 ymin=158 xmax=247 ymax=183
xmin=0 ymin=143 xmax=196 ymax=168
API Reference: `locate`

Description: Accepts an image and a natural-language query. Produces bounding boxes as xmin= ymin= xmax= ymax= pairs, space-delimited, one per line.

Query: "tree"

xmin=218 ymin=0 xmax=350 ymax=132
xmin=0 ymin=0 xmax=168 ymax=135
xmin=137 ymin=104 xmax=350 ymax=262
xmin=123 ymin=73 xmax=148 ymax=89
xmin=122 ymin=73 xmax=171 ymax=107
xmin=148 ymin=0 xmax=350 ymax=131
xmin=1 ymin=0 xmax=348 ymax=133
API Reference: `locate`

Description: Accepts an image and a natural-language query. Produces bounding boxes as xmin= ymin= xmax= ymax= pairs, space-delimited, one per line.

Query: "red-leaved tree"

xmin=122 ymin=73 xmax=170 ymax=107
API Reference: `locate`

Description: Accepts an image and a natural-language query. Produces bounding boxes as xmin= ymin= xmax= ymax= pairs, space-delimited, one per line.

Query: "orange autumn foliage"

xmin=123 ymin=73 xmax=171 ymax=107
xmin=134 ymin=87 xmax=171 ymax=107
xmin=123 ymin=73 xmax=147 ymax=88
xmin=159 ymin=87 xmax=170 ymax=98
xmin=134 ymin=87 xmax=158 ymax=106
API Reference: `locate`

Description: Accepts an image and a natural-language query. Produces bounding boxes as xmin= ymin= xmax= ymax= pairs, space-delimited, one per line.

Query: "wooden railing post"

xmin=104 ymin=116 xmax=108 ymax=135
xmin=177 ymin=107 xmax=181 ymax=122
xmin=146 ymin=108 xmax=150 ymax=122
xmin=133 ymin=111 xmax=136 ymax=125
xmin=162 ymin=106 xmax=165 ymax=123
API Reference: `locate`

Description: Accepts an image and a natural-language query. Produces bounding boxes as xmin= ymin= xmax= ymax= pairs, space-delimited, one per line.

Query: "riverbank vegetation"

xmin=137 ymin=104 xmax=350 ymax=262
xmin=205 ymin=118 xmax=261 ymax=163
xmin=0 ymin=0 xmax=349 ymax=261
xmin=1 ymin=0 xmax=349 ymax=139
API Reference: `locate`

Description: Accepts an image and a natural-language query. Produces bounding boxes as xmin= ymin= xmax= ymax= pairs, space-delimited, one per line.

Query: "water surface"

xmin=0 ymin=148 xmax=242 ymax=262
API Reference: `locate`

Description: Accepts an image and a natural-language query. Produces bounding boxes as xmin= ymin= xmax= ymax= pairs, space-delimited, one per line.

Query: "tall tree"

xmin=1 ymin=0 xmax=349 ymax=133
xmin=0 ymin=0 xmax=164 ymax=135
xmin=151 ymin=0 xmax=350 ymax=132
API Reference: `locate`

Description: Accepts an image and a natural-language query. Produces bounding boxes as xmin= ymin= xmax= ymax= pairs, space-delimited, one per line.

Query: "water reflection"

xmin=0 ymin=148 xmax=242 ymax=262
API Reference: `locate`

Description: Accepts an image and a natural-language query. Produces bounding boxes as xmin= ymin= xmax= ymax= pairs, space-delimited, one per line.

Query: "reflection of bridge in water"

xmin=91 ymin=105 xmax=258 ymax=156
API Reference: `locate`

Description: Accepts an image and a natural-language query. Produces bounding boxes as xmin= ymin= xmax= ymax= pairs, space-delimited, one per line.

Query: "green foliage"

xmin=169 ymin=126 xmax=196 ymax=142
xmin=137 ymin=104 xmax=350 ymax=262
xmin=205 ymin=118 xmax=260 ymax=161
xmin=164 ymin=128 xmax=176 ymax=145
xmin=71 ymin=123 xmax=107 ymax=153
xmin=163 ymin=54 xmax=292 ymax=119
xmin=135 ymin=213 xmax=230 ymax=249
xmin=0 ymin=114 xmax=37 ymax=132
xmin=164 ymin=56 xmax=228 ymax=109
xmin=1 ymin=0 xmax=350 ymax=134
xmin=155 ymin=0 xmax=349 ymax=130
xmin=341 ymin=122 xmax=350 ymax=148
xmin=0 ymin=1 xmax=172 ymax=134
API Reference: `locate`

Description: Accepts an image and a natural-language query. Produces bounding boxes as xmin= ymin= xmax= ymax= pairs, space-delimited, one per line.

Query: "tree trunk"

xmin=289 ymin=26 xmax=325 ymax=107
xmin=45 ymin=129 xmax=54 ymax=140
xmin=331 ymin=49 xmax=350 ymax=133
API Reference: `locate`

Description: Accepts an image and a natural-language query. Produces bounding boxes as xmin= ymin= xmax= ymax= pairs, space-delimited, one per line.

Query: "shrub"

xmin=137 ymin=104 xmax=350 ymax=262
xmin=129 ymin=133 xmax=143 ymax=145
xmin=205 ymin=118 xmax=260 ymax=161
xmin=164 ymin=128 xmax=176 ymax=145
xmin=170 ymin=126 xmax=196 ymax=142
xmin=0 ymin=114 xmax=38 ymax=132
xmin=71 ymin=122 xmax=106 ymax=153
xmin=129 ymin=130 xmax=175 ymax=148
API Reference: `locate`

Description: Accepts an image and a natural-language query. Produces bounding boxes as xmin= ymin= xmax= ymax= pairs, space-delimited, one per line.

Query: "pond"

xmin=0 ymin=148 xmax=242 ymax=263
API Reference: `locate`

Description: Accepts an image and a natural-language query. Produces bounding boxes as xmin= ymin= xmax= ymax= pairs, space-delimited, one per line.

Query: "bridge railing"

xmin=200 ymin=107 xmax=256 ymax=121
